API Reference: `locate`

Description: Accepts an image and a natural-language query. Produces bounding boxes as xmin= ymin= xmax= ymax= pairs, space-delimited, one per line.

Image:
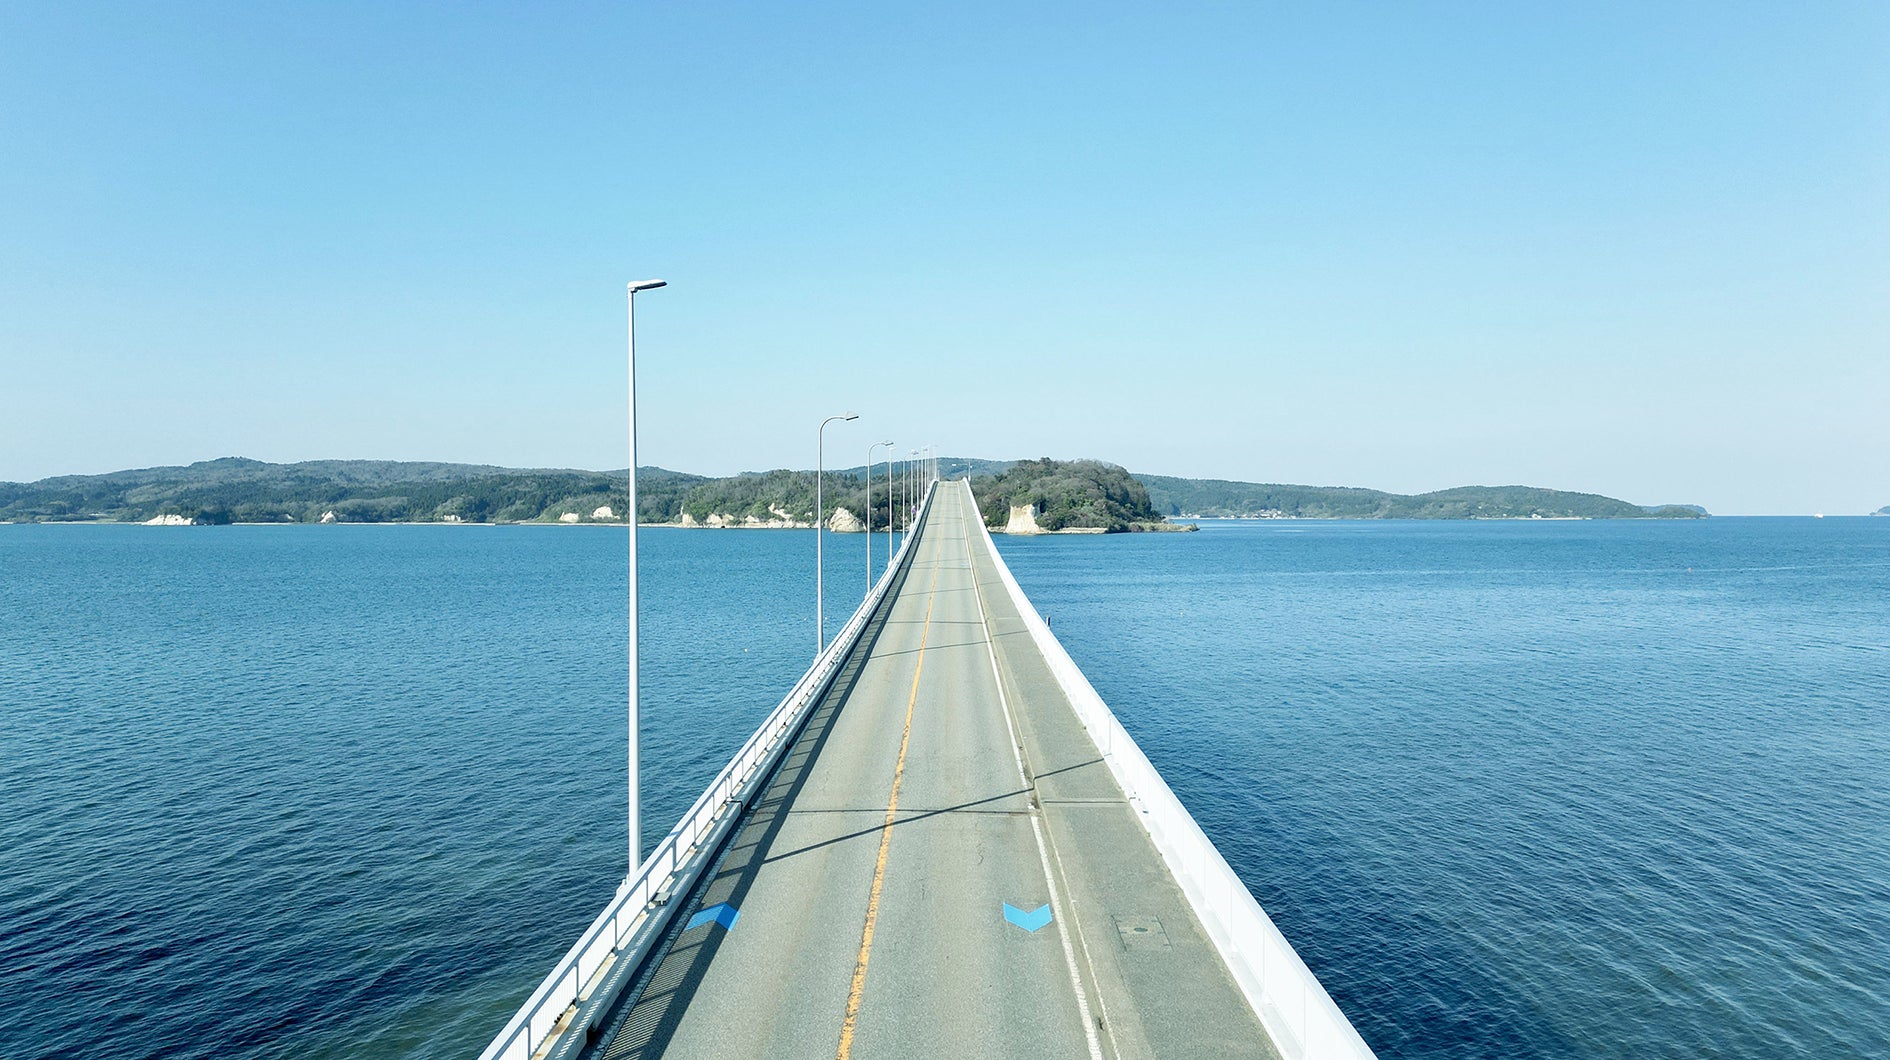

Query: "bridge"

xmin=481 ymin=480 xmax=1377 ymax=1060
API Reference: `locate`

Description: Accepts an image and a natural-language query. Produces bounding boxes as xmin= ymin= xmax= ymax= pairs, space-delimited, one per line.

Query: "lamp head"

xmin=628 ymin=279 xmax=668 ymax=293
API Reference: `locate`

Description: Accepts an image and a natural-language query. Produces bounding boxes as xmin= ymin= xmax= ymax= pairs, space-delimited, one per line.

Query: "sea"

xmin=1 ymin=516 xmax=1885 ymax=1058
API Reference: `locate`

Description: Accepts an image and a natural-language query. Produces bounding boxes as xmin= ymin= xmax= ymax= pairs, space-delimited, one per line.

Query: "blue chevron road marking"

xmin=686 ymin=903 xmax=739 ymax=932
xmin=1003 ymin=902 xmax=1053 ymax=932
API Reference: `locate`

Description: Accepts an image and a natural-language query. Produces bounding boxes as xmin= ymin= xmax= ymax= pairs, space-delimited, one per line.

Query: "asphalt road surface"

xmin=585 ymin=482 xmax=1275 ymax=1060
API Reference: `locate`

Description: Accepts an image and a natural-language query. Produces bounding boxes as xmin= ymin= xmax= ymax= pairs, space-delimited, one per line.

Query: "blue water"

xmin=2 ymin=518 xmax=1885 ymax=1057
xmin=999 ymin=518 xmax=1890 ymax=1058
xmin=0 ymin=524 xmax=876 ymax=1059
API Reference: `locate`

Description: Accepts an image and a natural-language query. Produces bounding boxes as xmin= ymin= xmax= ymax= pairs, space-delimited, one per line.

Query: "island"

xmin=1136 ymin=474 xmax=1709 ymax=520
xmin=970 ymin=458 xmax=1185 ymax=533
xmin=0 ymin=455 xmax=1710 ymax=525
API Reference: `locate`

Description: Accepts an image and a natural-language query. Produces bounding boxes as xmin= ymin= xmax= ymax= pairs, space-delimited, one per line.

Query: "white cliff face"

xmin=678 ymin=508 xmax=815 ymax=529
xmin=826 ymin=507 xmax=863 ymax=533
xmin=319 ymin=511 xmax=339 ymax=524
xmin=591 ymin=506 xmax=616 ymax=520
xmin=142 ymin=514 xmax=193 ymax=526
xmin=559 ymin=512 xmax=581 ymax=523
xmin=1003 ymin=504 xmax=1042 ymax=535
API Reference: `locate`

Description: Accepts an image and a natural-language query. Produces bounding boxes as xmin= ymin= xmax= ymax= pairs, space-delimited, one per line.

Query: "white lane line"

xmin=959 ymin=487 xmax=1108 ymax=1060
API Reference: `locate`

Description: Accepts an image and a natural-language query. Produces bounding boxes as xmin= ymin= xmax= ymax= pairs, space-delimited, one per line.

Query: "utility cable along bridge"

xmin=481 ymin=480 xmax=1376 ymax=1060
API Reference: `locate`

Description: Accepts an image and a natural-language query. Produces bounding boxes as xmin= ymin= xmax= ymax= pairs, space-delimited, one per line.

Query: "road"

xmin=583 ymin=482 xmax=1275 ymax=1060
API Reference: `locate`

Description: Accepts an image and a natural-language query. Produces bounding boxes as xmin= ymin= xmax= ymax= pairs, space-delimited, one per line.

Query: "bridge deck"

xmin=583 ymin=482 xmax=1275 ymax=1059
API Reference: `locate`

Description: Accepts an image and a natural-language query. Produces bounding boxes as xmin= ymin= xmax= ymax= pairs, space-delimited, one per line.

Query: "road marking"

xmin=961 ymin=484 xmax=1108 ymax=1060
xmin=835 ymin=529 xmax=943 ymax=1060
xmin=685 ymin=902 xmax=739 ymax=932
xmin=1004 ymin=902 xmax=1054 ymax=932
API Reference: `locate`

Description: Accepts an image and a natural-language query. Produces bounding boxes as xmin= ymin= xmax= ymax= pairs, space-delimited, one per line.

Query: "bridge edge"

xmin=961 ymin=479 xmax=1380 ymax=1060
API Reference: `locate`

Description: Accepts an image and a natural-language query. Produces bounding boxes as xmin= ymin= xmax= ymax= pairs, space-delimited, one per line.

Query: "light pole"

xmin=816 ymin=412 xmax=859 ymax=655
xmin=868 ymin=440 xmax=894 ymax=592
xmin=884 ymin=443 xmax=896 ymax=573
xmin=910 ymin=449 xmax=919 ymax=525
xmin=625 ymin=278 xmax=665 ymax=875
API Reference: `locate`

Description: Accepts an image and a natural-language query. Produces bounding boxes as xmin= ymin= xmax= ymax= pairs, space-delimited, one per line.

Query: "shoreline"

xmin=14 ymin=513 xmax=1863 ymax=528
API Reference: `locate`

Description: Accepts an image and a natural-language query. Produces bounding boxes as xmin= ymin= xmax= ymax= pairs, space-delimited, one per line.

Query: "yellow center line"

xmin=835 ymin=528 xmax=945 ymax=1060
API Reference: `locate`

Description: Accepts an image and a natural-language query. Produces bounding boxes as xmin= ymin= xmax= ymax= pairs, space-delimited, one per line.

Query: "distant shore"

xmin=0 ymin=455 xmax=1716 ymax=525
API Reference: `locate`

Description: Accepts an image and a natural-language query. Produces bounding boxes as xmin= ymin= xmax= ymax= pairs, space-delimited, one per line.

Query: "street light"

xmin=868 ymin=440 xmax=894 ymax=592
xmin=883 ymin=441 xmax=896 ymax=574
xmin=625 ymin=278 xmax=665 ymax=875
xmin=816 ymin=412 xmax=859 ymax=654
xmin=910 ymin=449 xmax=919 ymax=526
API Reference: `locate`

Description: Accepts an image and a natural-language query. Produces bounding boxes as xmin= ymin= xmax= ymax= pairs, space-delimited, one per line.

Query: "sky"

xmin=1 ymin=3 xmax=1885 ymax=514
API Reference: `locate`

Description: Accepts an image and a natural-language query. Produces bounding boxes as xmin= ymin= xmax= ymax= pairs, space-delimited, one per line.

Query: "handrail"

xmin=480 ymin=481 xmax=938 ymax=1060
xmin=963 ymin=480 xmax=1377 ymax=1060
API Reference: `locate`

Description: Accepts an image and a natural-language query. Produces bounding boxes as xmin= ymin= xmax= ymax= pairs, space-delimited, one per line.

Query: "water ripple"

xmin=997 ymin=517 xmax=1890 ymax=1058
xmin=0 ymin=524 xmax=859 ymax=1059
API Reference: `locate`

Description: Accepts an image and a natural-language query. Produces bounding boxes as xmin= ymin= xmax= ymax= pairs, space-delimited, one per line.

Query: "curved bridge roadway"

xmin=582 ymin=482 xmax=1275 ymax=1060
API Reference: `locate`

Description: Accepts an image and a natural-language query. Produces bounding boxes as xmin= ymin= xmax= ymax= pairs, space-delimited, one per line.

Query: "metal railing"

xmin=480 ymin=481 xmax=937 ymax=1060
xmin=964 ymin=480 xmax=1378 ymax=1060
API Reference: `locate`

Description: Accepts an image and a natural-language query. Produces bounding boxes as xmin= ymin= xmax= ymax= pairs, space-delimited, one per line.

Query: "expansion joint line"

xmin=835 ymin=532 xmax=942 ymax=1060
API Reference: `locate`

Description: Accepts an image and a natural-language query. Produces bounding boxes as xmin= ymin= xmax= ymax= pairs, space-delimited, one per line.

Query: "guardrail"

xmin=965 ymin=481 xmax=1377 ymax=1060
xmin=480 ymin=481 xmax=938 ymax=1060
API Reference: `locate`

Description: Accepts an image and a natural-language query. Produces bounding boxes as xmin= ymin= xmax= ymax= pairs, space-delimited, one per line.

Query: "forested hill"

xmin=0 ymin=456 xmax=1706 ymax=524
xmin=1136 ymin=474 xmax=1707 ymax=520
xmin=0 ymin=458 xmax=900 ymax=527
xmin=0 ymin=458 xmax=701 ymax=525
xmin=969 ymin=459 xmax=1171 ymax=532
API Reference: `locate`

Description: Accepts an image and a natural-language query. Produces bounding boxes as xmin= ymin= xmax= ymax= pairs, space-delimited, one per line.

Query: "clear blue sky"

xmin=2 ymin=2 xmax=1884 ymax=513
